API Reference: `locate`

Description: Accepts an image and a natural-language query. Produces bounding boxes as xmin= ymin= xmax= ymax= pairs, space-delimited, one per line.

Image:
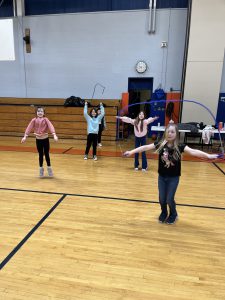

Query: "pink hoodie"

xmin=25 ymin=117 xmax=56 ymax=138
xmin=120 ymin=116 xmax=155 ymax=137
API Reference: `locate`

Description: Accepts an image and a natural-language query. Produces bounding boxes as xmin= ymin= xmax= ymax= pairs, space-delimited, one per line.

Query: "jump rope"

xmin=116 ymin=99 xmax=225 ymax=162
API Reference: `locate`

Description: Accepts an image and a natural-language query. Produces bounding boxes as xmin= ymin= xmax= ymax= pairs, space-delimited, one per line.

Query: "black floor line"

xmin=62 ymin=147 xmax=73 ymax=154
xmin=0 ymin=187 xmax=225 ymax=211
xmin=213 ymin=162 xmax=225 ymax=175
xmin=0 ymin=194 xmax=67 ymax=270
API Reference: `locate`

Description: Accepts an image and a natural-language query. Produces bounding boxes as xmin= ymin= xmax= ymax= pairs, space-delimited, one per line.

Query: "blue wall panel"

xmin=148 ymin=93 xmax=166 ymax=137
xmin=0 ymin=0 xmax=13 ymax=17
xmin=156 ymin=0 xmax=188 ymax=9
xmin=112 ymin=0 xmax=149 ymax=10
xmin=216 ymin=93 xmax=225 ymax=124
xmin=25 ymin=0 xmax=188 ymax=16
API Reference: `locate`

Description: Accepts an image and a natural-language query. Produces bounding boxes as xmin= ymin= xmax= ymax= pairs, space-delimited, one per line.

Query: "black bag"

xmin=64 ymin=96 xmax=84 ymax=107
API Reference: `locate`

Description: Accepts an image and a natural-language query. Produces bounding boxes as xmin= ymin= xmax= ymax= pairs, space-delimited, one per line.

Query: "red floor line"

xmin=0 ymin=145 xmax=224 ymax=163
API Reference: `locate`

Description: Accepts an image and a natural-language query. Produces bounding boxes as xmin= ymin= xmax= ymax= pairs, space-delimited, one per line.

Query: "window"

xmin=0 ymin=19 xmax=15 ymax=61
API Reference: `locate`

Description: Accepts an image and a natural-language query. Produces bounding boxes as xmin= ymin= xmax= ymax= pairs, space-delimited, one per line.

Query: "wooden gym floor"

xmin=0 ymin=136 xmax=225 ymax=300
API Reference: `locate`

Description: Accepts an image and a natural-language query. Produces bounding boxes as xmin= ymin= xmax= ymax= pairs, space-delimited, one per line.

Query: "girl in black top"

xmin=124 ymin=124 xmax=218 ymax=224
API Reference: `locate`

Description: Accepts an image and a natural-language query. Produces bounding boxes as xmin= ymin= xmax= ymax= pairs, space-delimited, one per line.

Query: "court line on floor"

xmin=0 ymin=194 xmax=67 ymax=270
xmin=212 ymin=162 xmax=225 ymax=175
xmin=1 ymin=145 xmax=224 ymax=164
xmin=62 ymin=147 xmax=73 ymax=154
xmin=0 ymin=187 xmax=225 ymax=211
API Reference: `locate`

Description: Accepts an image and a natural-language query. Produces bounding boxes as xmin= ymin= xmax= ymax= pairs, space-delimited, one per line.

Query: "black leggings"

xmin=85 ymin=133 xmax=98 ymax=156
xmin=36 ymin=138 xmax=51 ymax=167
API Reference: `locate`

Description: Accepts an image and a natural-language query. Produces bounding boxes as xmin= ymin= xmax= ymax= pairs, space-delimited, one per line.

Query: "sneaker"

xmin=47 ymin=167 xmax=53 ymax=177
xmin=93 ymin=155 xmax=98 ymax=161
xmin=39 ymin=167 xmax=44 ymax=177
xmin=166 ymin=214 xmax=178 ymax=225
xmin=134 ymin=168 xmax=139 ymax=171
xmin=142 ymin=168 xmax=147 ymax=172
xmin=84 ymin=155 xmax=88 ymax=160
xmin=158 ymin=212 xmax=168 ymax=223
xmin=98 ymin=143 xmax=102 ymax=147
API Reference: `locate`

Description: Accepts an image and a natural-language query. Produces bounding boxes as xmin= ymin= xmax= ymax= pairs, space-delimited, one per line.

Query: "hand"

xmin=155 ymin=116 xmax=159 ymax=120
xmin=99 ymin=102 xmax=103 ymax=106
xmin=115 ymin=116 xmax=121 ymax=119
xmin=21 ymin=136 xmax=26 ymax=143
xmin=53 ymin=135 xmax=58 ymax=142
xmin=85 ymin=101 xmax=88 ymax=105
xmin=207 ymin=154 xmax=220 ymax=159
xmin=123 ymin=151 xmax=131 ymax=157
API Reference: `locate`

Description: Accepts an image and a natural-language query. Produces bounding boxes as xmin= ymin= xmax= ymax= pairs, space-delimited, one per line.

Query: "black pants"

xmin=98 ymin=124 xmax=103 ymax=143
xmin=36 ymin=138 xmax=51 ymax=167
xmin=85 ymin=133 xmax=98 ymax=156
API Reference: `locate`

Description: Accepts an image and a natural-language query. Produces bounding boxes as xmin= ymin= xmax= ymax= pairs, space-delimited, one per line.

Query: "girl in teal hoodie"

xmin=84 ymin=102 xmax=104 ymax=160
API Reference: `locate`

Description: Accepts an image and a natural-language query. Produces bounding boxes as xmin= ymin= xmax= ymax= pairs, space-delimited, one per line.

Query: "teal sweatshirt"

xmin=84 ymin=103 xmax=105 ymax=134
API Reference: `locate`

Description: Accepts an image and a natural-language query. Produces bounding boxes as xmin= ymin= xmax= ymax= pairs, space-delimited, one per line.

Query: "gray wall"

xmin=182 ymin=0 xmax=225 ymax=124
xmin=220 ymin=51 xmax=225 ymax=93
xmin=0 ymin=9 xmax=187 ymax=99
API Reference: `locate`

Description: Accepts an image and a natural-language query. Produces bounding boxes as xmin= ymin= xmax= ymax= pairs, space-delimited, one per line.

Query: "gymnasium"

xmin=0 ymin=0 xmax=225 ymax=299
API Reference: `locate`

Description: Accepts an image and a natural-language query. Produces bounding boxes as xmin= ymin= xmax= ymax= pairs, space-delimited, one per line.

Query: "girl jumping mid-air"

xmin=84 ymin=102 xmax=105 ymax=160
xmin=117 ymin=112 xmax=158 ymax=171
xmin=21 ymin=106 xmax=58 ymax=177
xmin=124 ymin=123 xmax=218 ymax=224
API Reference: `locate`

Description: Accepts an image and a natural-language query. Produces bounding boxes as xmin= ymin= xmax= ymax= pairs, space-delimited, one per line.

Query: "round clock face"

xmin=136 ymin=61 xmax=147 ymax=73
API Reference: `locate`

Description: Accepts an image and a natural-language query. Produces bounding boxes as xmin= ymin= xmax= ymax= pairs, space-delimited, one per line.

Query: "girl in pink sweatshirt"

xmin=117 ymin=112 xmax=158 ymax=171
xmin=21 ymin=106 xmax=58 ymax=177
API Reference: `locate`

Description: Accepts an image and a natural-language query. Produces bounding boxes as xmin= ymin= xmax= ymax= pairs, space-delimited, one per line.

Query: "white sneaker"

xmin=134 ymin=168 xmax=138 ymax=171
xmin=142 ymin=168 xmax=147 ymax=172
xmin=39 ymin=167 xmax=44 ymax=177
xmin=84 ymin=155 xmax=88 ymax=160
xmin=98 ymin=143 xmax=102 ymax=147
xmin=93 ymin=155 xmax=98 ymax=161
xmin=47 ymin=167 xmax=53 ymax=177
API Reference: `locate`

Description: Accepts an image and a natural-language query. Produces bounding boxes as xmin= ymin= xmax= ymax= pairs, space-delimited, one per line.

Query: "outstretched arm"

xmin=145 ymin=116 xmax=159 ymax=124
xmin=184 ymin=145 xmax=218 ymax=159
xmin=116 ymin=116 xmax=134 ymax=125
xmin=124 ymin=143 xmax=156 ymax=157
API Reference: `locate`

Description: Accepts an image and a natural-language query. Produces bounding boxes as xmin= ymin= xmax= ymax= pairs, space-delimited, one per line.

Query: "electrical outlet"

xmin=161 ymin=41 xmax=167 ymax=48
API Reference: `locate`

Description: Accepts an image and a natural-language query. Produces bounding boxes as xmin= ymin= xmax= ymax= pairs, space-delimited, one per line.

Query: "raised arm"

xmin=184 ymin=145 xmax=218 ymax=159
xmin=103 ymin=117 xmax=107 ymax=129
xmin=83 ymin=102 xmax=89 ymax=121
xmin=124 ymin=143 xmax=156 ymax=157
xmin=98 ymin=103 xmax=105 ymax=121
xmin=116 ymin=116 xmax=134 ymax=125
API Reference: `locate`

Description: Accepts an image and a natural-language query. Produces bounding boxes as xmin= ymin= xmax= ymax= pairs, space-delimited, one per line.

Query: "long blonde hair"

xmin=155 ymin=124 xmax=181 ymax=160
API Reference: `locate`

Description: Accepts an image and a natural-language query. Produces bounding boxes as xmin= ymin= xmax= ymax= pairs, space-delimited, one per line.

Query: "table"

xmin=151 ymin=126 xmax=225 ymax=134
xmin=151 ymin=126 xmax=225 ymax=147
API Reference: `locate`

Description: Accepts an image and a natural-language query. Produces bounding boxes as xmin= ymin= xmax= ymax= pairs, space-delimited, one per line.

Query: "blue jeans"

xmin=135 ymin=136 xmax=147 ymax=169
xmin=158 ymin=175 xmax=179 ymax=216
